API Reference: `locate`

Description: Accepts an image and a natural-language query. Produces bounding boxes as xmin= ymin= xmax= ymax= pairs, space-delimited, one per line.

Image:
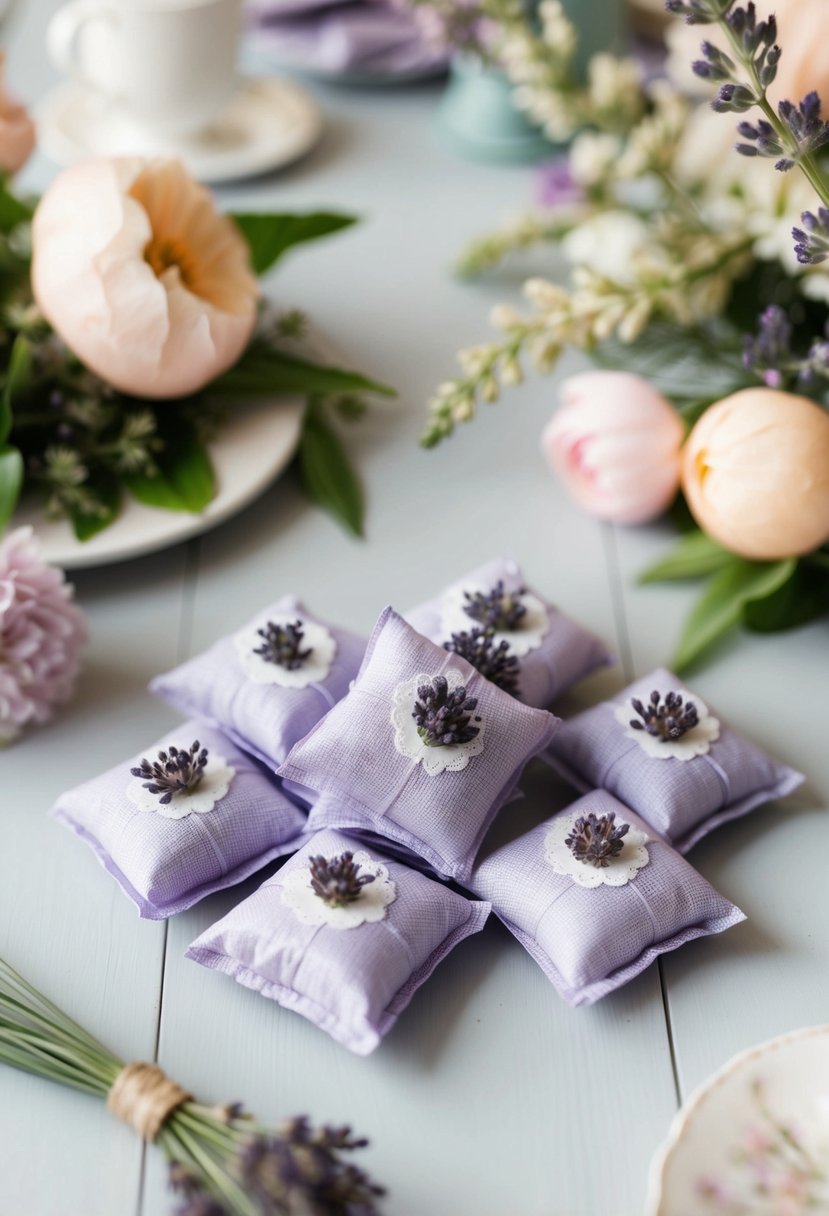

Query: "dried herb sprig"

xmin=131 ymin=741 xmax=208 ymax=805
xmin=412 ymin=676 xmax=482 ymax=747
xmin=0 ymin=958 xmax=385 ymax=1216
xmin=253 ymin=620 xmax=312 ymax=670
xmin=565 ymin=812 xmax=629 ymax=868
xmin=629 ymin=690 xmax=700 ymax=741
xmin=462 ymin=581 xmax=527 ymax=632
xmin=309 ymin=853 xmax=376 ymax=908
xmin=444 ymin=628 xmax=521 ymax=696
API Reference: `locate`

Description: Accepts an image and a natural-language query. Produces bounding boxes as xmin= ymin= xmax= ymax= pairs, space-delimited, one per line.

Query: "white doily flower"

xmin=440 ymin=582 xmax=549 ymax=658
xmin=281 ymin=853 xmax=396 ymax=930
xmin=391 ymin=670 xmax=485 ymax=777
xmin=545 ymin=811 xmax=649 ymax=889
xmin=614 ymin=690 xmax=720 ymax=762
xmin=127 ymin=753 xmax=235 ymax=821
xmin=234 ymin=615 xmax=336 ymax=689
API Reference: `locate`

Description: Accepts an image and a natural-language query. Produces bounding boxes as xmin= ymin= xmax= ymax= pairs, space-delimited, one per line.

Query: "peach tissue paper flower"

xmin=542 ymin=371 xmax=685 ymax=524
xmin=0 ymin=527 xmax=87 ymax=745
xmin=682 ymin=388 xmax=829 ymax=561
xmin=0 ymin=53 xmax=34 ymax=175
xmin=32 ymin=158 xmax=260 ymax=399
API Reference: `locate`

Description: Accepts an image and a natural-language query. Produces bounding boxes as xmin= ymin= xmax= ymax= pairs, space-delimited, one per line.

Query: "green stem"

xmin=170 ymin=1119 xmax=260 ymax=1216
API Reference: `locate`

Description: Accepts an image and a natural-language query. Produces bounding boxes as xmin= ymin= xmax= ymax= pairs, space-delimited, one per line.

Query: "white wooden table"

xmin=2 ymin=5 xmax=827 ymax=1213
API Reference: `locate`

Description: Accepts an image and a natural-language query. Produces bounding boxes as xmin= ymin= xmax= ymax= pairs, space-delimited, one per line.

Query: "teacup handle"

xmin=46 ymin=0 xmax=119 ymax=94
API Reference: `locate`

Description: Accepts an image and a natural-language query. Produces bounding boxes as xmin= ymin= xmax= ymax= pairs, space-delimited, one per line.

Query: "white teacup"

xmin=47 ymin=0 xmax=244 ymax=137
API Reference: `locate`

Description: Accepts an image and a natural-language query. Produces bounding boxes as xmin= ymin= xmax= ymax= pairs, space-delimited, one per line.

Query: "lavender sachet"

xmin=469 ymin=790 xmax=746 ymax=1007
xmin=405 ymin=557 xmax=612 ymax=709
xmin=187 ymin=828 xmax=490 ymax=1055
xmin=279 ymin=608 xmax=559 ymax=883
xmin=150 ymin=595 xmax=366 ymax=772
xmin=52 ymin=721 xmax=307 ymax=919
xmin=546 ymin=668 xmax=804 ymax=853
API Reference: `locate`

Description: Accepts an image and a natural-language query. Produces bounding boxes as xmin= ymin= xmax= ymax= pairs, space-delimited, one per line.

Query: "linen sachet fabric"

xmin=186 ymin=828 xmax=490 ymax=1055
xmin=546 ymin=667 xmax=804 ymax=854
xmin=279 ymin=608 xmax=560 ymax=883
xmin=469 ymin=790 xmax=746 ymax=1006
xmin=52 ymin=722 xmax=307 ymax=919
xmin=405 ymin=556 xmax=612 ymax=708
xmin=150 ymin=595 xmax=366 ymax=772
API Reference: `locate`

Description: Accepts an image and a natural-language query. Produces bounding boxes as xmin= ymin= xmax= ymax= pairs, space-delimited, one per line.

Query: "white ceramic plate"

xmin=35 ymin=75 xmax=323 ymax=183
xmin=13 ymin=396 xmax=305 ymax=570
xmin=647 ymin=1025 xmax=829 ymax=1215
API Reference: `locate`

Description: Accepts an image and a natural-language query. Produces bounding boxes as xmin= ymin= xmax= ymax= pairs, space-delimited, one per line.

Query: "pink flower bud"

xmin=682 ymin=388 xmax=829 ymax=560
xmin=0 ymin=55 xmax=34 ymax=175
xmin=541 ymin=371 xmax=684 ymax=524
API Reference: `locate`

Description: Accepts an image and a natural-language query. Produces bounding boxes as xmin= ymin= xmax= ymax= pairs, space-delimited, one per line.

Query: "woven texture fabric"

xmin=186 ymin=828 xmax=491 ymax=1055
xmin=547 ymin=667 xmax=804 ymax=853
xmin=52 ymin=721 xmax=308 ymax=920
xmin=469 ymin=790 xmax=746 ymax=1006
xmin=280 ymin=608 xmax=560 ymax=882
xmin=405 ymin=556 xmax=612 ymax=709
xmin=149 ymin=596 xmax=366 ymax=772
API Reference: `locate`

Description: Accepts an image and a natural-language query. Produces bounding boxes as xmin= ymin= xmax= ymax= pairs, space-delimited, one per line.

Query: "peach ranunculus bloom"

xmin=682 ymin=388 xmax=829 ymax=561
xmin=541 ymin=370 xmax=685 ymax=524
xmin=31 ymin=158 xmax=260 ymax=399
xmin=0 ymin=54 xmax=35 ymax=174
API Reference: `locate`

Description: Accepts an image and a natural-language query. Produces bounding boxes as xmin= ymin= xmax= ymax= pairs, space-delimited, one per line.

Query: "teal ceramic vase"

xmin=436 ymin=0 xmax=628 ymax=164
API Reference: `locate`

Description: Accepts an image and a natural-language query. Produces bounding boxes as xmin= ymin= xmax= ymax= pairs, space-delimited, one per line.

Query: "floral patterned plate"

xmin=12 ymin=395 xmax=304 ymax=570
xmin=646 ymin=1026 xmax=829 ymax=1215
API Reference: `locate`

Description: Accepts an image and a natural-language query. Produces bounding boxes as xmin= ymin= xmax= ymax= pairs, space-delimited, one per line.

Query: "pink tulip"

xmin=0 ymin=54 xmax=34 ymax=175
xmin=682 ymin=388 xmax=829 ymax=560
xmin=542 ymin=371 xmax=685 ymax=524
xmin=767 ymin=0 xmax=829 ymax=111
xmin=32 ymin=158 xmax=260 ymax=399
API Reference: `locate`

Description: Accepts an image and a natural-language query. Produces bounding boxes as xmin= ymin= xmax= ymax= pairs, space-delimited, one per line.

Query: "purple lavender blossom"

xmin=537 ymin=159 xmax=582 ymax=209
xmin=793 ymin=207 xmax=829 ymax=264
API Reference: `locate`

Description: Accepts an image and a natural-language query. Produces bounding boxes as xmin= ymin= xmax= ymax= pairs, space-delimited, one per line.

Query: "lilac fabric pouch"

xmin=469 ymin=790 xmax=746 ymax=1006
xmin=186 ymin=828 xmax=490 ymax=1054
xmin=280 ymin=608 xmax=560 ymax=883
xmin=52 ymin=722 xmax=307 ymax=919
xmin=405 ymin=557 xmax=612 ymax=708
xmin=547 ymin=667 xmax=804 ymax=854
xmin=150 ymin=596 xmax=366 ymax=772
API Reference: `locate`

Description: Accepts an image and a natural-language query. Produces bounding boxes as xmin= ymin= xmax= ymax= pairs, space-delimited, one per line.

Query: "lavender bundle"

xmin=0 ymin=959 xmax=384 ymax=1215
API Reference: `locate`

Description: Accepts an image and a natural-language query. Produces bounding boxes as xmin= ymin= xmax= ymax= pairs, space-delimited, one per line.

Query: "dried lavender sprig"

xmin=565 ymin=811 xmax=630 ymax=868
xmin=131 ymin=742 xmax=208 ymax=805
xmin=308 ymin=853 xmax=376 ymax=908
xmin=412 ymin=675 xmax=481 ymax=747
xmin=253 ymin=620 xmax=312 ymax=670
xmin=793 ymin=207 xmax=829 ymax=265
xmin=444 ymin=627 xmax=521 ymax=697
xmin=629 ymin=690 xmax=700 ymax=741
xmin=463 ymin=580 xmax=527 ymax=632
xmin=742 ymin=305 xmax=829 ymax=386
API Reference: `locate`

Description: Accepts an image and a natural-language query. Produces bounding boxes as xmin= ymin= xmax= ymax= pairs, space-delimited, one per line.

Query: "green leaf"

xmin=0 ymin=444 xmax=23 ymax=529
xmin=231 ymin=212 xmax=358 ymax=276
xmin=297 ymin=401 xmax=364 ymax=537
xmin=0 ymin=181 xmax=34 ymax=234
xmin=594 ymin=322 xmax=750 ymax=402
xmin=0 ymin=334 xmax=33 ymax=444
xmin=743 ymin=560 xmax=829 ymax=633
xmin=673 ymin=557 xmax=797 ymax=672
xmin=639 ymin=530 xmax=735 ymax=584
xmin=126 ymin=426 xmax=214 ymax=513
xmin=69 ymin=482 xmax=122 ymax=542
xmin=212 ymin=344 xmax=395 ymax=401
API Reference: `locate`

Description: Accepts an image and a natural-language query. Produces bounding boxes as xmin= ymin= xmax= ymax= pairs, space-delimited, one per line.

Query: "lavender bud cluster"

xmin=253 ymin=620 xmax=312 ymax=670
xmin=463 ymin=580 xmax=527 ymax=632
xmin=792 ymin=207 xmax=829 ymax=265
xmin=629 ymin=690 xmax=700 ymax=742
xmin=308 ymin=852 xmax=376 ymax=908
xmin=412 ymin=675 xmax=481 ymax=747
xmin=565 ymin=811 xmax=630 ymax=868
xmin=444 ymin=627 xmax=521 ymax=697
xmin=131 ymin=741 xmax=208 ymax=805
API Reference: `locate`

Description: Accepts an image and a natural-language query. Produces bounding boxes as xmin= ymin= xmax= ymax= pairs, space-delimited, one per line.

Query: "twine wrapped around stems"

xmin=107 ymin=1062 xmax=191 ymax=1142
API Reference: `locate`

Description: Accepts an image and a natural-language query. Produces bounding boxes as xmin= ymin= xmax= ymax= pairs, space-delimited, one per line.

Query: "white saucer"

xmin=35 ymin=75 xmax=323 ymax=183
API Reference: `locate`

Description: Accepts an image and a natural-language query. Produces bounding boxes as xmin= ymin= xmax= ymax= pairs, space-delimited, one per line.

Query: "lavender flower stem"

xmin=169 ymin=1121 xmax=259 ymax=1216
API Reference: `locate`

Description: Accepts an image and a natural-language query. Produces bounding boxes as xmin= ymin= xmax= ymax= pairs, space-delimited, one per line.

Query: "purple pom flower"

xmin=0 ymin=527 xmax=87 ymax=744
